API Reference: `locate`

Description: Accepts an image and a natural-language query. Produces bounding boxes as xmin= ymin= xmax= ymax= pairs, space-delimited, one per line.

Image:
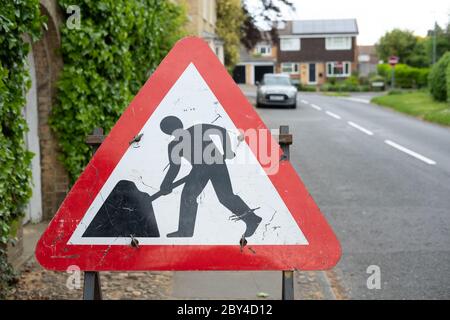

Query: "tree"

xmin=408 ymin=37 xmax=429 ymax=68
xmin=427 ymin=23 xmax=450 ymax=64
xmin=376 ymin=29 xmax=418 ymax=65
xmin=217 ymin=0 xmax=295 ymax=71
xmin=216 ymin=0 xmax=245 ymax=72
xmin=241 ymin=0 xmax=295 ymax=49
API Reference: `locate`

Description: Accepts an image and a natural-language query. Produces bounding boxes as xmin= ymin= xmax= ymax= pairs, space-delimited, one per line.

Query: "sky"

xmin=254 ymin=0 xmax=450 ymax=45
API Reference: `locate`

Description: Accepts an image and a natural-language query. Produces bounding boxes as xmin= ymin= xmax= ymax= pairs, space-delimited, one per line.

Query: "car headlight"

xmin=287 ymin=89 xmax=297 ymax=98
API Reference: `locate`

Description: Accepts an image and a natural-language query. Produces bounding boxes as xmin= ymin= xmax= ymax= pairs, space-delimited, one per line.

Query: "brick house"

xmin=357 ymin=45 xmax=379 ymax=77
xmin=182 ymin=0 xmax=224 ymax=64
xmin=233 ymin=36 xmax=277 ymax=85
xmin=276 ymin=19 xmax=359 ymax=86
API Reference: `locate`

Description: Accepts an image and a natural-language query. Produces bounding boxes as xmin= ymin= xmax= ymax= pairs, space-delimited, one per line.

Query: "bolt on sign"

xmin=35 ymin=37 xmax=341 ymax=271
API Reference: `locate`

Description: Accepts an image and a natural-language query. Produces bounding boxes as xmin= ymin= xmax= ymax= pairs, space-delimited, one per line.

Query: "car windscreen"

xmin=263 ymin=76 xmax=291 ymax=86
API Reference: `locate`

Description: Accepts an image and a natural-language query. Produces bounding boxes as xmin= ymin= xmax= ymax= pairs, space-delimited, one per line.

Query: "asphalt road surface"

xmin=172 ymin=88 xmax=450 ymax=300
xmin=249 ymin=90 xmax=450 ymax=299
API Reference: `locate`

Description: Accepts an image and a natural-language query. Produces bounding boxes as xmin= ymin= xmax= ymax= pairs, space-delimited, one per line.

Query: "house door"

xmin=308 ymin=63 xmax=316 ymax=84
xmin=232 ymin=65 xmax=246 ymax=84
xmin=254 ymin=65 xmax=274 ymax=84
xmin=23 ymin=45 xmax=43 ymax=224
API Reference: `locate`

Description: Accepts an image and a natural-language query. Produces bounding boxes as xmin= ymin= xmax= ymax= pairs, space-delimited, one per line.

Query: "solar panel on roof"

xmin=292 ymin=19 xmax=358 ymax=34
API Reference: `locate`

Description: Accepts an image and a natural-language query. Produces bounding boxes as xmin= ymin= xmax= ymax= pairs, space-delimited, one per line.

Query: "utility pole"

xmin=432 ymin=21 xmax=437 ymax=65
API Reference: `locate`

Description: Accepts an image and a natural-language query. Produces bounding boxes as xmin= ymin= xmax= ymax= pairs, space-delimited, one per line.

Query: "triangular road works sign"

xmin=36 ymin=37 xmax=341 ymax=271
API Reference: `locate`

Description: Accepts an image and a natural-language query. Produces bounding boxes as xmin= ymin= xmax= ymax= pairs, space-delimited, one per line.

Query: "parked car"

xmin=256 ymin=73 xmax=298 ymax=108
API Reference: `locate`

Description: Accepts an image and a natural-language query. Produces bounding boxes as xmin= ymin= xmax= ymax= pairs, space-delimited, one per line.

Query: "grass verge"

xmin=371 ymin=91 xmax=450 ymax=126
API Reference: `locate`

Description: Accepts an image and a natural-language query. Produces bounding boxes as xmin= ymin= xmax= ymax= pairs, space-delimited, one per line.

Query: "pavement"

xmin=7 ymin=223 xmax=172 ymax=300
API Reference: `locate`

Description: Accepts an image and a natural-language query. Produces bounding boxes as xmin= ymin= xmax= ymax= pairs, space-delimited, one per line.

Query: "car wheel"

xmin=291 ymin=103 xmax=297 ymax=109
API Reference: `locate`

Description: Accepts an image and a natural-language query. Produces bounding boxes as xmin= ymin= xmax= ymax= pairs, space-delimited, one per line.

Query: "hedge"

xmin=429 ymin=52 xmax=450 ymax=102
xmin=377 ymin=63 xmax=430 ymax=88
xmin=50 ymin=0 xmax=187 ymax=182
xmin=447 ymin=62 xmax=450 ymax=103
xmin=321 ymin=76 xmax=370 ymax=92
xmin=0 ymin=0 xmax=45 ymax=297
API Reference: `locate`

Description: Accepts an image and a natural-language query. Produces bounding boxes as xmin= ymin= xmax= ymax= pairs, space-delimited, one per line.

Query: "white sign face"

xmin=69 ymin=63 xmax=308 ymax=246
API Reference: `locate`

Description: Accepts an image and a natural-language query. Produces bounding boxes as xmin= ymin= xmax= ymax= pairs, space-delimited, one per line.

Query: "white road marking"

xmin=384 ymin=140 xmax=436 ymax=165
xmin=301 ymin=99 xmax=309 ymax=104
xmin=345 ymin=97 xmax=370 ymax=104
xmin=347 ymin=121 xmax=374 ymax=136
xmin=326 ymin=111 xmax=341 ymax=119
xmin=310 ymin=104 xmax=322 ymax=111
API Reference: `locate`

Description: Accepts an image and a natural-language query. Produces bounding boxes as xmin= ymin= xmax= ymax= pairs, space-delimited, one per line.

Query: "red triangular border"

xmin=36 ymin=37 xmax=341 ymax=271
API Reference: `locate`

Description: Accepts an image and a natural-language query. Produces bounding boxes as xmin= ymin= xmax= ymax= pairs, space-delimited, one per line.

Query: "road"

xmin=172 ymin=88 xmax=450 ymax=300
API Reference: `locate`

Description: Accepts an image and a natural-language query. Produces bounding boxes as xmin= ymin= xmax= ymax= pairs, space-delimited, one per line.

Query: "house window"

xmin=325 ymin=37 xmax=352 ymax=50
xmin=281 ymin=63 xmax=299 ymax=74
xmin=326 ymin=61 xmax=351 ymax=77
xmin=255 ymin=45 xmax=271 ymax=56
xmin=358 ymin=54 xmax=370 ymax=62
xmin=280 ymin=38 xmax=300 ymax=51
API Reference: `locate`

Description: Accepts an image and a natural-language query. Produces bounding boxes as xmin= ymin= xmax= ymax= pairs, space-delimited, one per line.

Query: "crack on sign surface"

xmin=138 ymin=176 xmax=157 ymax=191
xmin=96 ymin=245 xmax=112 ymax=268
xmin=162 ymin=163 xmax=170 ymax=172
xmin=247 ymin=246 xmax=256 ymax=254
xmin=262 ymin=210 xmax=277 ymax=240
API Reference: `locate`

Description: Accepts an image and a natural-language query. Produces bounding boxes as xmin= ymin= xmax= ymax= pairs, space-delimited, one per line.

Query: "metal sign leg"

xmin=282 ymin=270 xmax=294 ymax=300
xmin=83 ymin=271 xmax=102 ymax=300
xmin=279 ymin=125 xmax=295 ymax=300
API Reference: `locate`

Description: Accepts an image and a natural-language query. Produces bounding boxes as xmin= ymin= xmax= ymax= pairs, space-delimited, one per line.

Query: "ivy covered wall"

xmin=51 ymin=0 xmax=187 ymax=182
xmin=0 ymin=0 xmax=45 ymax=297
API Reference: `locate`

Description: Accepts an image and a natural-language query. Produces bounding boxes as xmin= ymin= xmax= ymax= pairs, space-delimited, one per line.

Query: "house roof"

xmin=239 ymin=45 xmax=276 ymax=63
xmin=279 ymin=19 xmax=358 ymax=36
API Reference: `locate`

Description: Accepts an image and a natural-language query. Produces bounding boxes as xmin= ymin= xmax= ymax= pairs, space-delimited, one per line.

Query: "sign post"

xmin=83 ymin=128 xmax=105 ymax=300
xmin=279 ymin=125 xmax=294 ymax=299
xmin=35 ymin=37 xmax=341 ymax=299
xmin=389 ymin=56 xmax=399 ymax=89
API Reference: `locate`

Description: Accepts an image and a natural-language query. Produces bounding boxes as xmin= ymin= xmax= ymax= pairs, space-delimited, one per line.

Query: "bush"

xmin=377 ymin=64 xmax=391 ymax=79
xmin=447 ymin=63 xmax=450 ymax=103
xmin=377 ymin=63 xmax=429 ymax=88
xmin=417 ymin=68 xmax=430 ymax=88
xmin=298 ymin=84 xmax=316 ymax=92
xmin=321 ymin=81 xmax=368 ymax=92
xmin=358 ymin=76 xmax=369 ymax=85
xmin=429 ymin=52 xmax=450 ymax=102
xmin=344 ymin=75 xmax=359 ymax=86
xmin=327 ymin=76 xmax=337 ymax=85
